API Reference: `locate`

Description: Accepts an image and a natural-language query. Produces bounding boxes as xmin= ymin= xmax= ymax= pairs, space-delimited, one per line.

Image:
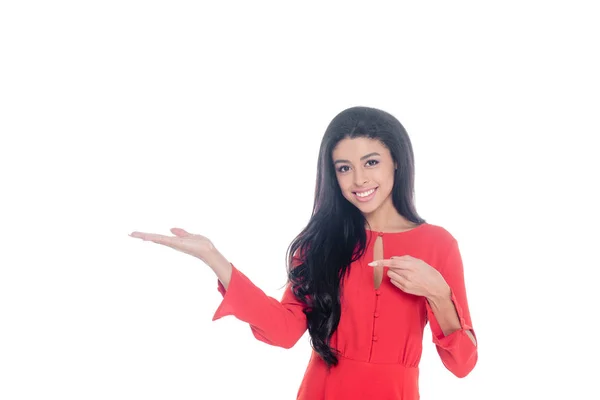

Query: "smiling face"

xmin=332 ymin=137 xmax=397 ymax=216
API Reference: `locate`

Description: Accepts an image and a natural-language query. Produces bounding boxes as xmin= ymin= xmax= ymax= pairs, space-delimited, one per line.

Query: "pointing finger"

xmin=368 ymin=258 xmax=410 ymax=268
xmin=368 ymin=259 xmax=395 ymax=267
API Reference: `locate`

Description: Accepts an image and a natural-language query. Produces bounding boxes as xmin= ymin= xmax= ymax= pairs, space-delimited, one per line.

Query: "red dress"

xmin=213 ymin=223 xmax=477 ymax=399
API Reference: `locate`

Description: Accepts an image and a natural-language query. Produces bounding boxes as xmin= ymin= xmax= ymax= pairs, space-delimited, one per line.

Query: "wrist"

xmin=427 ymin=281 xmax=451 ymax=305
xmin=203 ymin=248 xmax=228 ymax=270
xmin=202 ymin=248 xmax=233 ymax=288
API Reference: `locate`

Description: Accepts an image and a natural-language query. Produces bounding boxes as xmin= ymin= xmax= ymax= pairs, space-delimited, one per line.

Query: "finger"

xmin=171 ymin=228 xmax=192 ymax=237
xmin=368 ymin=259 xmax=409 ymax=268
xmin=389 ymin=275 xmax=408 ymax=291
xmin=368 ymin=259 xmax=392 ymax=267
xmin=130 ymin=232 xmax=176 ymax=245
xmin=387 ymin=269 xmax=407 ymax=282
xmin=129 ymin=231 xmax=150 ymax=239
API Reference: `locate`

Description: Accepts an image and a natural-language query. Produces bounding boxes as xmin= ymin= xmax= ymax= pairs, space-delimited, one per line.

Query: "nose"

xmin=354 ymin=168 xmax=368 ymax=187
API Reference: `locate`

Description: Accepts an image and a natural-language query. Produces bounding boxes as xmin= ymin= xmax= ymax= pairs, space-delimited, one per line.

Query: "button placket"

xmin=368 ymin=230 xmax=384 ymax=361
xmin=374 ymin=234 xmax=383 ymax=340
xmin=371 ymin=287 xmax=382 ymax=349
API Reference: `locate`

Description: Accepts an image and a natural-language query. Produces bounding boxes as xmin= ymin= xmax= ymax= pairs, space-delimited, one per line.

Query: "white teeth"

xmin=356 ymin=188 xmax=375 ymax=197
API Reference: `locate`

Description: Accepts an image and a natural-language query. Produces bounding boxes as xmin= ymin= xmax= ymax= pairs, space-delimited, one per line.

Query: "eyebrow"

xmin=333 ymin=152 xmax=381 ymax=165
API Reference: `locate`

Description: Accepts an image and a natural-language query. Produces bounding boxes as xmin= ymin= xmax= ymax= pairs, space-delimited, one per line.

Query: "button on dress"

xmin=212 ymin=223 xmax=477 ymax=399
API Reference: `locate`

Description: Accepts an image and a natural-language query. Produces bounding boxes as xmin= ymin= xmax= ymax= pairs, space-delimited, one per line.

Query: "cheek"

xmin=336 ymin=175 xmax=353 ymax=192
xmin=374 ymin=169 xmax=393 ymax=185
xmin=386 ymin=168 xmax=397 ymax=184
xmin=376 ymin=171 xmax=395 ymax=194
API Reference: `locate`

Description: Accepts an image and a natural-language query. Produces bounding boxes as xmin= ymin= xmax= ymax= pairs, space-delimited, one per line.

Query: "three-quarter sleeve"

xmin=212 ymin=262 xmax=308 ymax=349
xmin=425 ymin=238 xmax=478 ymax=378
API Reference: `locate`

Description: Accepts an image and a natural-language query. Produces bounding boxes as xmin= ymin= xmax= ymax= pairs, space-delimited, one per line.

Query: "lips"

xmin=353 ymin=187 xmax=378 ymax=202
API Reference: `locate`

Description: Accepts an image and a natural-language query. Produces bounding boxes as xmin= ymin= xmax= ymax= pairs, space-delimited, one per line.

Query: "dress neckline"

xmin=365 ymin=222 xmax=428 ymax=236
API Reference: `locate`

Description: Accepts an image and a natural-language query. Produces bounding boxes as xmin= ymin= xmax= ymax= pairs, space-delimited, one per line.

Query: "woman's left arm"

xmin=425 ymin=238 xmax=478 ymax=378
xmin=371 ymin=238 xmax=478 ymax=377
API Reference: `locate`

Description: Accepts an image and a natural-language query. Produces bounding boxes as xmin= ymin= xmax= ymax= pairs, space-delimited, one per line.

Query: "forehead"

xmin=332 ymin=137 xmax=388 ymax=159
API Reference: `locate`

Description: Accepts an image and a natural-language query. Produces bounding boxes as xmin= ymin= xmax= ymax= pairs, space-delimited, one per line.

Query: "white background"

xmin=1 ymin=1 xmax=599 ymax=399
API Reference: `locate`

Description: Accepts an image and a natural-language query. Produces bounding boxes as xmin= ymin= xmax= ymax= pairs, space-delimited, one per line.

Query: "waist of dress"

xmin=298 ymin=352 xmax=420 ymax=399
xmin=335 ymin=353 xmax=419 ymax=369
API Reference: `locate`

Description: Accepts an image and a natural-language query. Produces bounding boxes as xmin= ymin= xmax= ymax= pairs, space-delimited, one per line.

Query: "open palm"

xmin=129 ymin=228 xmax=215 ymax=262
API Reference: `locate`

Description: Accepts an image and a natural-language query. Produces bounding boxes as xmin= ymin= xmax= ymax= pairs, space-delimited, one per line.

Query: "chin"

xmin=360 ymin=206 xmax=379 ymax=215
xmin=353 ymin=201 xmax=379 ymax=214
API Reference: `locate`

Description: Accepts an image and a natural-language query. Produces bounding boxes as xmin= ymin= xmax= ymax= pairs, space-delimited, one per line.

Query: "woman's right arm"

xmin=128 ymin=229 xmax=308 ymax=349
xmin=205 ymin=248 xmax=308 ymax=349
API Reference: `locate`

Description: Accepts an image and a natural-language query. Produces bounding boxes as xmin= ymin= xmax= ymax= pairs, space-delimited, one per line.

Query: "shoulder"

xmin=418 ymin=223 xmax=463 ymax=271
xmin=418 ymin=222 xmax=457 ymax=246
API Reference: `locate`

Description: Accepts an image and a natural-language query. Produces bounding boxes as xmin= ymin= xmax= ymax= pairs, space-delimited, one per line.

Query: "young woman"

xmin=130 ymin=106 xmax=478 ymax=399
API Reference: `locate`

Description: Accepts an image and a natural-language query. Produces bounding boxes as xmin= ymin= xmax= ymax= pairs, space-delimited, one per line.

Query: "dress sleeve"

xmin=425 ymin=238 xmax=478 ymax=378
xmin=212 ymin=260 xmax=308 ymax=349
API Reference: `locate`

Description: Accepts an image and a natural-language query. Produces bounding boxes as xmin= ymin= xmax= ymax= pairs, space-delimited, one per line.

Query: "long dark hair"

xmin=286 ymin=106 xmax=425 ymax=368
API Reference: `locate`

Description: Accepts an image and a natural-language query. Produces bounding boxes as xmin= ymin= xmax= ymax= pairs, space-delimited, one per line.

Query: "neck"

xmin=363 ymin=197 xmax=414 ymax=232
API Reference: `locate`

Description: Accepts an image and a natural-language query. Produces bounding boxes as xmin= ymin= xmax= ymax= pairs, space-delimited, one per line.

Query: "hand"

xmin=368 ymin=255 xmax=450 ymax=299
xmin=129 ymin=228 xmax=216 ymax=264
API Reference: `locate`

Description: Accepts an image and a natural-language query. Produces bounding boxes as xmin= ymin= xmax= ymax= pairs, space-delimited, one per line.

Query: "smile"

xmin=353 ymin=187 xmax=378 ymax=202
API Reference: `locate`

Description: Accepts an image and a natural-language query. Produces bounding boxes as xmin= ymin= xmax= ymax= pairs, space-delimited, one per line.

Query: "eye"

xmin=337 ymin=165 xmax=350 ymax=173
xmin=366 ymin=160 xmax=379 ymax=167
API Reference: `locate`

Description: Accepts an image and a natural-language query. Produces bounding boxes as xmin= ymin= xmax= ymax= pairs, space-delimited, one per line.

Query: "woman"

xmin=129 ymin=106 xmax=478 ymax=399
